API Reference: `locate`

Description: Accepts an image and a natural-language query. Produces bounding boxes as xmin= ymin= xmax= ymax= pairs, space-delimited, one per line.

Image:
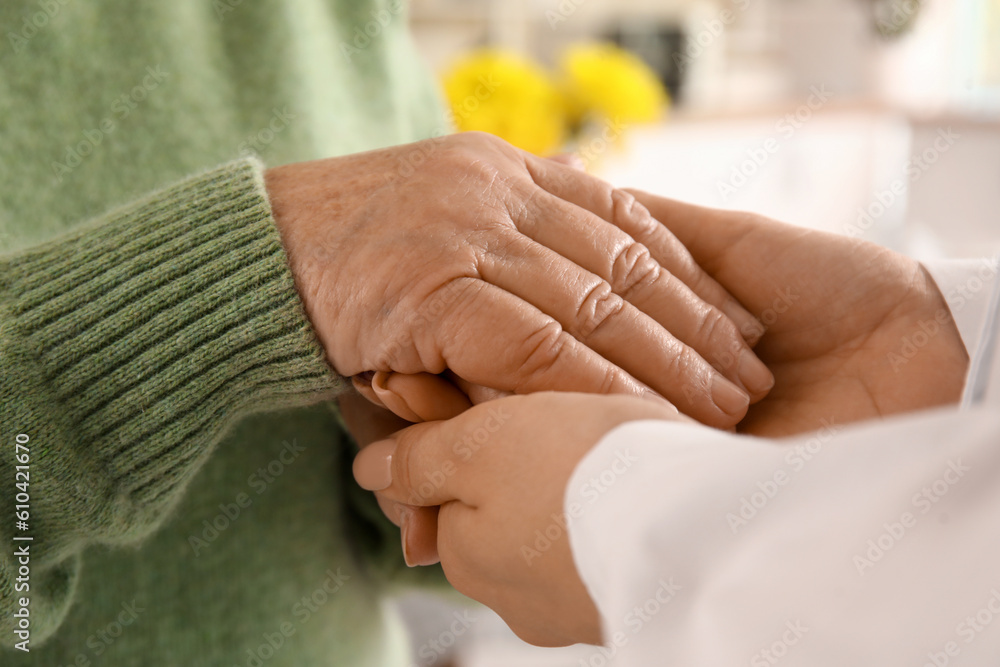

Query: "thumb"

xmin=352 ymin=419 xmax=471 ymax=506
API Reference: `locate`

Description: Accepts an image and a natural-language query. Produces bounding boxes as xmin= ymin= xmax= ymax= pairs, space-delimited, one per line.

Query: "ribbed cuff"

xmin=3 ymin=158 xmax=344 ymax=513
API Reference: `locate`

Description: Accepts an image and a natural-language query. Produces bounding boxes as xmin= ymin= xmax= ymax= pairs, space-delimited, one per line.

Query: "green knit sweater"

xmin=0 ymin=1 xmax=447 ymax=664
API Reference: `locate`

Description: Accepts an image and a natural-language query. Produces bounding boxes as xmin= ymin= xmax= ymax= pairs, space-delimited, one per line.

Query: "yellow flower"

xmin=442 ymin=49 xmax=565 ymax=155
xmin=560 ymin=43 xmax=669 ymax=126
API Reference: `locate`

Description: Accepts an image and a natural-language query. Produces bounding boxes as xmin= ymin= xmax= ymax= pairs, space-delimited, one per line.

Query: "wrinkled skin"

xmin=267 ymin=132 xmax=776 ymax=428
xmin=349 ymin=198 xmax=971 ymax=648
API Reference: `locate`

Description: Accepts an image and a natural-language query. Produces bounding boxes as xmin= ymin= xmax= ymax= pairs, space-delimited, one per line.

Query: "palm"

xmin=631 ymin=193 xmax=968 ymax=438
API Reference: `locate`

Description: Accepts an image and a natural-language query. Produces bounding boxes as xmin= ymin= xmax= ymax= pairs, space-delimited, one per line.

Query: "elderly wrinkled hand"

xmin=268 ymin=132 xmax=774 ymax=428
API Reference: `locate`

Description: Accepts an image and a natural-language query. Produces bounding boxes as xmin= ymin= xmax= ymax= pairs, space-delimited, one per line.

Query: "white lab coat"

xmin=566 ymin=258 xmax=1000 ymax=666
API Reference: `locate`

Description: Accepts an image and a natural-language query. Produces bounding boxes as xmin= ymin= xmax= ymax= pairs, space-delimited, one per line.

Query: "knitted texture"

xmin=0 ymin=158 xmax=345 ymax=644
xmin=0 ymin=0 xmax=447 ymax=664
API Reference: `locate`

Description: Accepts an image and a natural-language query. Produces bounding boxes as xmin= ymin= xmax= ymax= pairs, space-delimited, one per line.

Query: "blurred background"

xmin=396 ymin=0 xmax=1000 ymax=664
xmin=412 ymin=0 xmax=999 ymax=258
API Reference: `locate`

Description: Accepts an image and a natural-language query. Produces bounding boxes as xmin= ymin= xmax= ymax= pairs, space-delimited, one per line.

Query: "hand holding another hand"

xmin=352 ymin=391 xmax=681 ymax=647
xmin=268 ymin=132 xmax=774 ymax=428
xmin=627 ymin=192 xmax=970 ymax=436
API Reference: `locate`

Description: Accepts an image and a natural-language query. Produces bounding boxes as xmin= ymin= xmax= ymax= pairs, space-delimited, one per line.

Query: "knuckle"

xmin=667 ymin=348 xmax=711 ymax=409
xmin=610 ymin=188 xmax=656 ymax=235
xmin=392 ymin=437 xmax=418 ymax=501
xmin=685 ymin=261 xmax=714 ymax=295
xmin=595 ymin=365 xmax=621 ymax=395
xmin=572 ymin=281 xmax=626 ymax=341
xmin=693 ymin=308 xmax=724 ymax=347
xmin=662 ymin=347 xmax=691 ymax=387
xmin=511 ymin=321 xmax=569 ymax=389
xmin=713 ymin=307 xmax=744 ymax=346
xmin=703 ymin=308 xmax=744 ymax=368
xmin=610 ymin=241 xmax=661 ymax=299
xmin=465 ymin=155 xmax=503 ymax=185
xmin=460 ymin=129 xmax=503 ymax=148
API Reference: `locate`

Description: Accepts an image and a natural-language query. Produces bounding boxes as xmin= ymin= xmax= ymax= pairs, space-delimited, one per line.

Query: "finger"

xmin=445 ymin=371 xmax=511 ymax=405
xmin=508 ymin=186 xmax=773 ymax=399
xmin=338 ymin=385 xmax=412 ymax=447
xmin=401 ymin=504 xmax=441 ymax=567
xmin=426 ymin=278 xmax=667 ymax=403
xmin=375 ymin=493 xmax=404 ymax=526
xmin=351 ymin=373 xmax=386 ymax=408
xmin=526 ymin=155 xmax=763 ymax=344
xmin=353 ymin=419 xmax=477 ymax=505
xmin=624 ymin=189 xmax=762 ymax=278
xmin=372 ymin=495 xmax=441 ymax=565
xmin=477 ymin=233 xmax=749 ymax=425
xmin=371 ymin=371 xmax=472 ymax=422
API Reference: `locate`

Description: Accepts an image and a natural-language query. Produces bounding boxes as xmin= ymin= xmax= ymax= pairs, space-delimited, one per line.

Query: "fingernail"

xmin=371 ymin=371 xmax=422 ymax=422
xmin=711 ymin=375 xmax=750 ymax=417
xmin=738 ymin=349 xmax=775 ymax=395
xmin=642 ymin=390 xmax=679 ymax=414
xmin=399 ymin=507 xmax=417 ymax=567
xmin=400 ymin=508 xmax=441 ymax=567
xmin=352 ymin=439 xmax=395 ymax=491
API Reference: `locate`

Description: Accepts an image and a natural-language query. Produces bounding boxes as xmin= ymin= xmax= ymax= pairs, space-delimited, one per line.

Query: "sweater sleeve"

xmin=0 ymin=158 xmax=344 ymax=645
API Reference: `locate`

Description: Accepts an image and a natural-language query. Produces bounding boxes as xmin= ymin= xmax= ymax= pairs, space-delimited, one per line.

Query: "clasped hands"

xmin=266 ymin=132 xmax=968 ymax=647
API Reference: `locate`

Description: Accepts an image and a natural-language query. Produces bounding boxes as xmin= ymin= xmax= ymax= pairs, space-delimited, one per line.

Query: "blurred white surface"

xmin=592 ymin=109 xmax=1000 ymax=259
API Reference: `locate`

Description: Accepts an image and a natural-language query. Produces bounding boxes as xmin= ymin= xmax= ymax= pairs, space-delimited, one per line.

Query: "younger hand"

xmin=352 ymin=392 xmax=682 ymax=647
xmin=628 ymin=192 xmax=970 ymax=436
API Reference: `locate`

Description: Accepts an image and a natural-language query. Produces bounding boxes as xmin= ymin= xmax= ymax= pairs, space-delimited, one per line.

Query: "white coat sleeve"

xmin=565 ymin=258 xmax=1000 ymax=666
